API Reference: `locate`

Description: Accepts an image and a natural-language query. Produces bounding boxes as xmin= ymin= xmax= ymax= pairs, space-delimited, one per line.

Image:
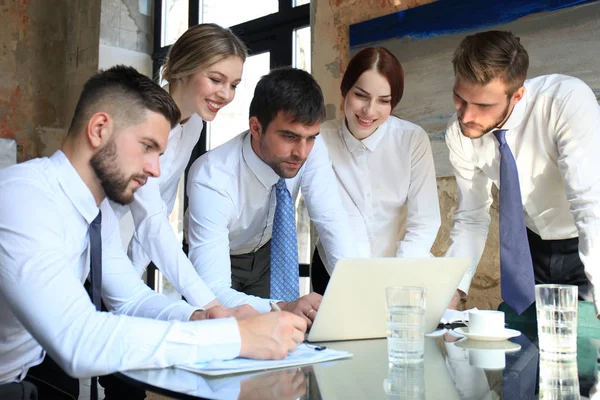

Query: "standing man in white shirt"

xmin=186 ymin=67 xmax=357 ymax=324
xmin=0 ymin=65 xmax=306 ymax=400
xmin=444 ymin=30 xmax=600 ymax=319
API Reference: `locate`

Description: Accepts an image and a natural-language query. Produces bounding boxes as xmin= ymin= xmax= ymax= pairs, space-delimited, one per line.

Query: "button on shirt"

xmin=0 ymin=151 xmax=241 ymax=384
xmin=185 ymin=132 xmax=357 ymax=312
xmin=318 ymin=117 xmax=441 ymax=266
xmin=445 ymin=74 xmax=600 ymax=313
xmin=110 ymin=113 xmax=216 ymax=307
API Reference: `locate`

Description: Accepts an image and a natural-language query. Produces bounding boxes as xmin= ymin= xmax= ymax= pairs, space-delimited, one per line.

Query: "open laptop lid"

xmin=307 ymin=257 xmax=470 ymax=342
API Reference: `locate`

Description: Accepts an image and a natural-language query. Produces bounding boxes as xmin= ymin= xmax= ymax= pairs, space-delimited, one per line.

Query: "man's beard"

xmin=90 ymin=139 xmax=146 ymax=205
xmin=459 ymin=101 xmax=511 ymax=139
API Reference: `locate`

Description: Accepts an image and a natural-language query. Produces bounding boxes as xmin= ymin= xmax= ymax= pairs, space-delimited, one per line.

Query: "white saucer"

xmin=453 ymin=327 xmax=521 ymax=342
xmin=454 ymin=338 xmax=521 ymax=352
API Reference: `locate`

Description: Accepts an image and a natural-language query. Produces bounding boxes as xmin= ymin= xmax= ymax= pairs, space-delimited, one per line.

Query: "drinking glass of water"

xmin=535 ymin=284 xmax=578 ymax=356
xmin=386 ymin=286 xmax=426 ymax=364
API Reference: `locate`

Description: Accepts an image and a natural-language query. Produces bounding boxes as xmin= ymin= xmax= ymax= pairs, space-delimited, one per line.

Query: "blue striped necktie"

xmin=270 ymin=178 xmax=299 ymax=301
xmin=494 ymin=129 xmax=535 ymax=314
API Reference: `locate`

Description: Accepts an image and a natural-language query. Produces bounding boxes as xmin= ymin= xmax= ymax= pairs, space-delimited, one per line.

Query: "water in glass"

xmin=387 ymin=305 xmax=425 ymax=364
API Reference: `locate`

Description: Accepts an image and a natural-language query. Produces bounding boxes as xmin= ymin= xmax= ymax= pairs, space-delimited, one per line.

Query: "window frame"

xmin=147 ymin=0 xmax=311 ymax=290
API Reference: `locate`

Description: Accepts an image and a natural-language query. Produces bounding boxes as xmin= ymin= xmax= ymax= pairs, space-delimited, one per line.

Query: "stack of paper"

xmin=179 ymin=344 xmax=352 ymax=376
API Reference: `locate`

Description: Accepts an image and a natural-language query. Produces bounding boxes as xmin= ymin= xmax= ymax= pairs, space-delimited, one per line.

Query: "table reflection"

xmin=118 ymin=332 xmax=599 ymax=399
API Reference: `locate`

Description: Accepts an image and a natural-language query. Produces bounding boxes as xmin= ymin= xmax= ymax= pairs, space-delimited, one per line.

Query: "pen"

xmin=270 ymin=300 xmax=282 ymax=312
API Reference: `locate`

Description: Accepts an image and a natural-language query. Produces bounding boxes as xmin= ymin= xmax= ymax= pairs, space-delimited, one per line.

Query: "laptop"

xmin=306 ymin=257 xmax=471 ymax=342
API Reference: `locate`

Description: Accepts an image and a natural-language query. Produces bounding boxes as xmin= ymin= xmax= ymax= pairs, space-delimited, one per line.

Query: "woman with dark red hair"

xmin=312 ymin=47 xmax=441 ymax=294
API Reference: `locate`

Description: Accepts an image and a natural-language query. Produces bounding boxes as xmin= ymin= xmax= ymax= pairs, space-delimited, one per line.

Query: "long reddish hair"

xmin=341 ymin=47 xmax=404 ymax=109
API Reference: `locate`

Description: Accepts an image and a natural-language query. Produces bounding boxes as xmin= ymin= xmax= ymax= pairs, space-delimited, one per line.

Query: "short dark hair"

xmin=453 ymin=30 xmax=529 ymax=95
xmin=68 ymin=65 xmax=181 ymax=136
xmin=341 ymin=47 xmax=404 ymax=109
xmin=249 ymin=67 xmax=325 ymax=131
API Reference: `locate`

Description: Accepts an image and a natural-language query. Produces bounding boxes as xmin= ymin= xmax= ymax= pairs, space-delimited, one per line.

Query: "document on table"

xmin=178 ymin=343 xmax=352 ymax=376
xmin=440 ymin=308 xmax=477 ymax=324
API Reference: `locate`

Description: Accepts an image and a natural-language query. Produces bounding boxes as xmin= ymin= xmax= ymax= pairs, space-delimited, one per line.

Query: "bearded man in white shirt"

xmin=0 ymin=65 xmax=306 ymax=400
xmin=444 ymin=30 xmax=600 ymax=320
xmin=186 ymin=67 xmax=357 ymax=325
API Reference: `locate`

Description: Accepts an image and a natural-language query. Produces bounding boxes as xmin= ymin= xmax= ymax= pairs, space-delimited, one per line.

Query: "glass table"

xmin=117 ymin=328 xmax=600 ymax=399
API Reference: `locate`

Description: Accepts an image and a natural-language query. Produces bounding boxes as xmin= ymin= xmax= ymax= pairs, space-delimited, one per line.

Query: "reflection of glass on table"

xmin=539 ymin=356 xmax=580 ymax=400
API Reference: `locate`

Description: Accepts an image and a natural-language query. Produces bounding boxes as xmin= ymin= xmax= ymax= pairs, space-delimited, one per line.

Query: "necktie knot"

xmin=275 ymin=177 xmax=286 ymax=191
xmin=493 ymin=129 xmax=508 ymax=146
xmin=92 ymin=210 xmax=102 ymax=226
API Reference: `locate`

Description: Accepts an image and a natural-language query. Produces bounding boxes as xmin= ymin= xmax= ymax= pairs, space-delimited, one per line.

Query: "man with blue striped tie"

xmin=444 ymin=30 xmax=600 ymax=320
xmin=186 ymin=67 xmax=358 ymax=326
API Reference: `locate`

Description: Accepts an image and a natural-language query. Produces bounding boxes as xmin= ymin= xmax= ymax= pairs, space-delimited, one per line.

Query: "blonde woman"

xmin=110 ymin=24 xmax=251 ymax=312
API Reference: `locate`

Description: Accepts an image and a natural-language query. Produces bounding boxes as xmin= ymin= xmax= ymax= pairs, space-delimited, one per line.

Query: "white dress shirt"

xmin=0 ymin=151 xmax=241 ymax=384
xmin=445 ymin=74 xmax=600 ymax=313
xmin=185 ymin=131 xmax=356 ymax=312
xmin=110 ymin=113 xmax=217 ymax=307
xmin=318 ymin=117 xmax=441 ymax=264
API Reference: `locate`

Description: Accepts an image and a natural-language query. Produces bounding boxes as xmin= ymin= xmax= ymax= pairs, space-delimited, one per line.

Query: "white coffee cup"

xmin=468 ymin=348 xmax=506 ymax=369
xmin=465 ymin=310 xmax=505 ymax=336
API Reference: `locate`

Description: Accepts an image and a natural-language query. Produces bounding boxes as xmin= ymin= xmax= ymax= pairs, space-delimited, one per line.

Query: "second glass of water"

xmin=535 ymin=284 xmax=578 ymax=356
xmin=386 ymin=286 xmax=426 ymax=364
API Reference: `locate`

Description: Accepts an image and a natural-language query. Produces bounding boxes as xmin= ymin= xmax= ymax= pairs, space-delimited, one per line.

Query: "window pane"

xmin=294 ymin=0 xmax=310 ymax=6
xmin=207 ymin=52 xmax=270 ymax=150
xmin=294 ymin=25 xmax=312 ymax=268
xmin=293 ymin=26 xmax=311 ymax=73
xmin=200 ymin=0 xmax=279 ymax=27
xmin=162 ymin=0 xmax=188 ymax=46
xmin=200 ymin=0 xmax=278 ymax=27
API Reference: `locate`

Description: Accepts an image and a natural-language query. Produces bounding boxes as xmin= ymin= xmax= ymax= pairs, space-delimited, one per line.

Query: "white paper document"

xmin=178 ymin=343 xmax=352 ymax=376
xmin=440 ymin=307 xmax=478 ymax=324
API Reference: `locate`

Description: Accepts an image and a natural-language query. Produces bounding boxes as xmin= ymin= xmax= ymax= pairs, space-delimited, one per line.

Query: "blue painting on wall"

xmin=349 ymin=0 xmax=600 ymax=176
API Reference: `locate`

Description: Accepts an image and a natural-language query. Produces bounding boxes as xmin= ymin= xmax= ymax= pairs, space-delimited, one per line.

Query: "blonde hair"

xmin=162 ymin=23 xmax=247 ymax=83
xmin=453 ymin=30 xmax=529 ymax=95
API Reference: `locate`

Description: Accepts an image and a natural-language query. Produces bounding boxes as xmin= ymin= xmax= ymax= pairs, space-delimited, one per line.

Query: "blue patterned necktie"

xmin=88 ymin=210 xmax=102 ymax=400
xmin=270 ymin=178 xmax=299 ymax=301
xmin=494 ymin=129 xmax=535 ymax=314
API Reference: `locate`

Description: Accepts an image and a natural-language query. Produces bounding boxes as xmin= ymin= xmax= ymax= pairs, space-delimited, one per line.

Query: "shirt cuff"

xmin=249 ymin=297 xmax=275 ymax=313
xmin=180 ymin=277 xmax=217 ymax=308
xmin=457 ymin=272 xmax=475 ymax=295
xmin=191 ymin=317 xmax=242 ymax=361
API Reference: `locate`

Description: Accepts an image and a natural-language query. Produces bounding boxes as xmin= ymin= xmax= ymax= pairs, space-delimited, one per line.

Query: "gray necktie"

xmin=88 ymin=211 xmax=102 ymax=400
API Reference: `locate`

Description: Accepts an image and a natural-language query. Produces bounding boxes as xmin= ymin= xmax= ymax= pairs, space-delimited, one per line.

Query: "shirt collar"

xmin=341 ymin=118 xmax=388 ymax=153
xmin=487 ymin=86 xmax=528 ymax=135
xmin=241 ymin=131 xmax=280 ymax=190
xmin=50 ymin=150 xmax=100 ymax=224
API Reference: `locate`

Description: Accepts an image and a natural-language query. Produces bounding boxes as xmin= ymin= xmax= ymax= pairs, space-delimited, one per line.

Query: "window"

xmin=161 ymin=0 xmax=189 ymax=46
xmin=200 ymin=0 xmax=278 ymax=28
xmin=207 ymin=52 xmax=270 ymax=149
xmin=152 ymin=0 xmax=312 ymax=297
